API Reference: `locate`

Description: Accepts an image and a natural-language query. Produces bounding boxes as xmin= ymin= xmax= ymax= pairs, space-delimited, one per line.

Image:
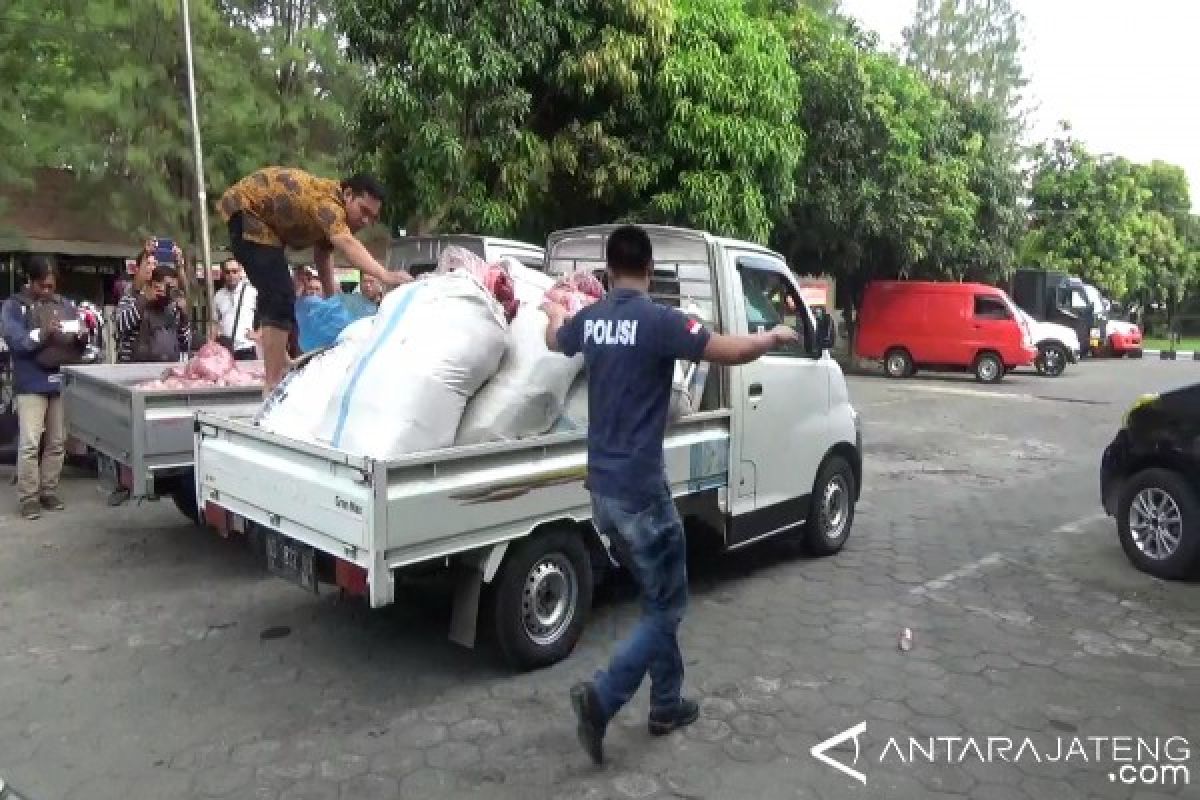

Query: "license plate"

xmin=97 ymin=454 xmax=119 ymax=492
xmin=264 ymin=532 xmax=318 ymax=593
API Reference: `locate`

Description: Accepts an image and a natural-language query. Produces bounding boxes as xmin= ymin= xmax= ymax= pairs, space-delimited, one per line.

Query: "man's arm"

xmin=543 ymin=302 xmax=569 ymax=352
xmin=1 ymin=299 xmax=40 ymax=354
xmin=702 ymin=328 xmax=797 ymax=366
xmin=114 ymin=293 xmax=142 ymax=338
xmin=313 ymin=243 xmax=338 ymax=296
xmin=329 ymin=233 xmax=413 ymax=288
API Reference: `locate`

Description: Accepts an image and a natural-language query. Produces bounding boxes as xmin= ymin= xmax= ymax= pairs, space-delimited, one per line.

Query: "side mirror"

xmin=816 ymin=313 xmax=836 ymax=352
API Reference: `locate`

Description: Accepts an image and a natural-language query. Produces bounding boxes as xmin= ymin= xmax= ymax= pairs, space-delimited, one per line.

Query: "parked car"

xmin=1103 ymin=318 xmax=1143 ymax=356
xmin=1015 ymin=307 xmax=1080 ymax=377
xmin=855 ymin=280 xmax=1037 ymax=383
xmin=1101 ymin=382 xmax=1200 ymax=579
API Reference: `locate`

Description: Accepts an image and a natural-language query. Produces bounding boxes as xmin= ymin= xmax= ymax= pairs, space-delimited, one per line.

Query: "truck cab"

xmin=1011 ymin=269 xmax=1099 ymax=357
xmin=385 ymin=234 xmax=545 ymax=277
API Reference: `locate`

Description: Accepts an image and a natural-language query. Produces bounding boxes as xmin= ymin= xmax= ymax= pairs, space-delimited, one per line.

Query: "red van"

xmin=855 ymin=280 xmax=1037 ymax=382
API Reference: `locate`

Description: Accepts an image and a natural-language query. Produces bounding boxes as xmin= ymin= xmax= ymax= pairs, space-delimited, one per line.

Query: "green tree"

xmin=338 ymin=0 xmax=802 ymax=243
xmin=772 ymin=7 xmax=1001 ymax=320
xmin=1 ymin=0 xmax=356 ymax=248
xmin=902 ymin=0 xmax=1027 ymax=113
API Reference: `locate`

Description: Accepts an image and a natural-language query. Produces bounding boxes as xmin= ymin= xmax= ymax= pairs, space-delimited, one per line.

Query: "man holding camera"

xmin=114 ymin=267 xmax=192 ymax=363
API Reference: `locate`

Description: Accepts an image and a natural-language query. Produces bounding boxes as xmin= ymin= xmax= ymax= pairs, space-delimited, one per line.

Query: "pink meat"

xmin=222 ymin=369 xmax=259 ymax=387
xmin=183 ymin=342 xmax=235 ymax=382
xmin=436 ymin=246 xmax=520 ymax=321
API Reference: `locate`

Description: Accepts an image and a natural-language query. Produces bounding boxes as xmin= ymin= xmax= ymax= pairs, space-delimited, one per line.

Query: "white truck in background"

xmin=192 ymin=224 xmax=863 ymax=670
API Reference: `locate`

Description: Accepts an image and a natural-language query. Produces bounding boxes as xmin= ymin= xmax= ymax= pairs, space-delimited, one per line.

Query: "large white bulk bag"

xmin=455 ymin=263 xmax=585 ymax=445
xmin=314 ymin=272 xmax=508 ymax=459
xmin=552 ymin=359 xmax=710 ymax=433
xmin=255 ymin=342 xmax=365 ymax=443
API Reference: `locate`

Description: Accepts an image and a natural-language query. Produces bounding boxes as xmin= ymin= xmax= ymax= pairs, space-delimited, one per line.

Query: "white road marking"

xmin=883 ymin=384 xmax=1037 ymax=402
xmin=909 ymin=552 xmax=1006 ymax=595
xmin=1052 ymin=512 xmax=1110 ymax=535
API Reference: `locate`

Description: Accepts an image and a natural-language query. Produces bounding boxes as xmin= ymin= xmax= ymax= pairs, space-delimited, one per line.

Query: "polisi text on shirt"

xmin=584 ymin=319 xmax=639 ymax=347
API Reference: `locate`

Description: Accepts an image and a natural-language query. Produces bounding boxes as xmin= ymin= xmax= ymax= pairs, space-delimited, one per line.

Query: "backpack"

xmin=18 ymin=293 xmax=86 ymax=370
xmin=131 ymin=299 xmax=181 ymax=362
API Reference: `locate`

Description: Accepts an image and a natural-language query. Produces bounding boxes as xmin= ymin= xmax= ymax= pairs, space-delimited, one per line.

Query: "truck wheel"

xmin=804 ymin=456 xmax=856 ymax=556
xmin=1035 ymin=343 xmax=1068 ymax=377
xmin=883 ymin=348 xmax=913 ymax=379
xmin=1117 ymin=468 xmax=1200 ymax=580
xmin=170 ymin=475 xmax=200 ymax=525
xmin=973 ymin=352 xmax=1004 ymax=383
xmin=490 ymin=528 xmax=593 ymax=670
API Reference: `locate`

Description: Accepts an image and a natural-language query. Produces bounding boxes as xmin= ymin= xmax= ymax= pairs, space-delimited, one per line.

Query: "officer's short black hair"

xmin=606 ymin=225 xmax=653 ymax=278
xmin=341 ymin=173 xmax=386 ymax=203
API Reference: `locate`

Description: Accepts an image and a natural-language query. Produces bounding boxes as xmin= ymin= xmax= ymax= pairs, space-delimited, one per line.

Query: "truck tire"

xmin=170 ymin=474 xmax=200 ymax=525
xmin=804 ymin=456 xmax=856 ymax=556
xmin=1035 ymin=342 xmax=1068 ymax=377
xmin=490 ymin=528 xmax=593 ymax=670
xmin=973 ymin=351 xmax=1004 ymax=383
xmin=883 ymin=348 xmax=913 ymax=379
xmin=1117 ymin=468 xmax=1200 ymax=580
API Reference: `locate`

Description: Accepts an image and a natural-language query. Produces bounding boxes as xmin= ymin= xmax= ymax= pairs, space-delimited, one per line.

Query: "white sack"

xmin=256 ymin=343 xmax=365 ymax=443
xmin=314 ymin=272 xmax=508 ymax=459
xmin=455 ymin=263 xmax=585 ymax=445
xmin=553 ymin=359 xmax=710 ymax=433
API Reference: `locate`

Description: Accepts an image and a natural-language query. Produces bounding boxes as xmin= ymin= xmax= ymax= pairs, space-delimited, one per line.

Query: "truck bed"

xmin=63 ymin=363 xmax=265 ymax=497
xmin=194 ymin=408 xmax=733 ymax=607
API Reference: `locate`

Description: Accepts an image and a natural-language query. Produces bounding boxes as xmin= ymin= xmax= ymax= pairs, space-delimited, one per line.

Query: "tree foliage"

xmin=1 ymin=0 xmax=358 ymax=247
xmin=1024 ymin=128 xmax=1197 ymax=305
xmin=338 ymin=0 xmax=801 ymax=243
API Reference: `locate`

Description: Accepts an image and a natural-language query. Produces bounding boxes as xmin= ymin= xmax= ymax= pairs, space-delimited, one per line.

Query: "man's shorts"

xmin=228 ymin=212 xmax=294 ymax=330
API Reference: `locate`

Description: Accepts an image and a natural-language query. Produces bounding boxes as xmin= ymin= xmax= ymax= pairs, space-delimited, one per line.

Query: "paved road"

xmin=1 ymin=359 xmax=1198 ymax=800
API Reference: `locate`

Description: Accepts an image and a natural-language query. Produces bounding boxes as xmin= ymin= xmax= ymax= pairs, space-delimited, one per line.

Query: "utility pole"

xmin=181 ymin=0 xmax=216 ymax=329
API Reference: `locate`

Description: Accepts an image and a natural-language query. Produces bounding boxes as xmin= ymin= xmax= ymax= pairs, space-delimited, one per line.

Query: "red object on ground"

xmin=855 ymin=280 xmax=1037 ymax=374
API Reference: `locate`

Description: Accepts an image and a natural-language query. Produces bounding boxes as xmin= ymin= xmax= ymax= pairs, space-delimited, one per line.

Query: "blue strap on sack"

xmin=329 ymin=283 xmax=424 ymax=448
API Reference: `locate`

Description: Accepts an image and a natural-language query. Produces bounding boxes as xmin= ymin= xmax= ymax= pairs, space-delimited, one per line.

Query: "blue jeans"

xmin=590 ymin=484 xmax=689 ymax=721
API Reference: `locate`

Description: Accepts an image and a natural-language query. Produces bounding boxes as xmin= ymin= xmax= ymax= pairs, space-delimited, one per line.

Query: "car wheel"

xmin=1036 ymin=343 xmax=1068 ymax=377
xmin=490 ymin=528 xmax=594 ymax=670
xmin=804 ymin=456 xmax=856 ymax=556
xmin=1117 ymin=468 xmax=1200 ymax=579
xmin=974 ymin=352 xmax=1004 ymax=383
xmin=883 ymin=348 xmax=913 ymax=379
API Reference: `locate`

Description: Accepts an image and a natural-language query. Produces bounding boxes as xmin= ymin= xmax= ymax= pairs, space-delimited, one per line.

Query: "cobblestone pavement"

xmin=2 ymin=359 xmax=1199 ymax=799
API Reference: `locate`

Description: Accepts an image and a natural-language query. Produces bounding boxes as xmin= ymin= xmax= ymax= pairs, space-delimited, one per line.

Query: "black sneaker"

xmin=570 ymin=682 xmax=606 ymax=765
xmin=20 ymin=500 xmax=41 ymax=520
xmin=39 ymin=494 xmax=65 ymax=511
xmin=648 ymin=698 xmax=700 ymax=736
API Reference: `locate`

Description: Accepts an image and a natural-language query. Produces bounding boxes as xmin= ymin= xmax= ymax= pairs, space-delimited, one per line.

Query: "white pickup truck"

xmin=193 ymin=224 xmax=863 ymax=669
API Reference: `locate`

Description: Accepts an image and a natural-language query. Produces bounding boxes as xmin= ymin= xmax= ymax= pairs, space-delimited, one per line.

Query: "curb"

xmin=1141 ymin=350 xmax=1200 ymax=360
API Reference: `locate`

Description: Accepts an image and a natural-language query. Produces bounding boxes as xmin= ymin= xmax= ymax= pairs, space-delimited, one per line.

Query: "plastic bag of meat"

xmin=184 ymin=342 xmax=235 ymax=382
xmin=435 ymin=246 xmax=519 ymax=322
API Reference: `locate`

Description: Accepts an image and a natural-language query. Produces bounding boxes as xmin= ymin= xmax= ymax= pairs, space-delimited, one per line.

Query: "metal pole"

xmin=181 ymin=0 xmax=216 ymax=330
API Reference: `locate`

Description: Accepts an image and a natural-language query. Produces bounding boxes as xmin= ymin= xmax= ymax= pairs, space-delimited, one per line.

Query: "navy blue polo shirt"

xmin=557 ymin=288 xmax=711 ymax=506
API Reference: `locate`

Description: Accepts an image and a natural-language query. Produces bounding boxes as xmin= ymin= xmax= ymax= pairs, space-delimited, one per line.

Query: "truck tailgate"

xmin=64 ymin=363 xmax=264 ymax=473
xmin=195 ymin=414 xmax=375 ymax=557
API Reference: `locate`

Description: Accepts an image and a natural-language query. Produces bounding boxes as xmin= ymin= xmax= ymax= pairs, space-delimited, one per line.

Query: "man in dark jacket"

xmin=1 ymin=257 xmax=86 ymax=519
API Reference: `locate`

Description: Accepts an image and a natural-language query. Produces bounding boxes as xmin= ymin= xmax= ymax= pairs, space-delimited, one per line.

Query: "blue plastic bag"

xmin=294 ymin=293 xmax=378 ymax=353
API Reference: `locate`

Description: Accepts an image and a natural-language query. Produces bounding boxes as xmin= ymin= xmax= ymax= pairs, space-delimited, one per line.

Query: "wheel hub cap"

xmin=1129 ymin=488 xmax=1183 ymax=561
xmin=822 ymin=476 xmax=849 ymax=538
xmin=522 ymin=555 xmax=578 ymax=646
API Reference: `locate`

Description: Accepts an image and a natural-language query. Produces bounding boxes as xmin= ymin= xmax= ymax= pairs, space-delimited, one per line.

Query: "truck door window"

xmin=737 ymin=263 xmax=810 ymax=356
xmin=974 ymin=295 xmax=1011 ymax=320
